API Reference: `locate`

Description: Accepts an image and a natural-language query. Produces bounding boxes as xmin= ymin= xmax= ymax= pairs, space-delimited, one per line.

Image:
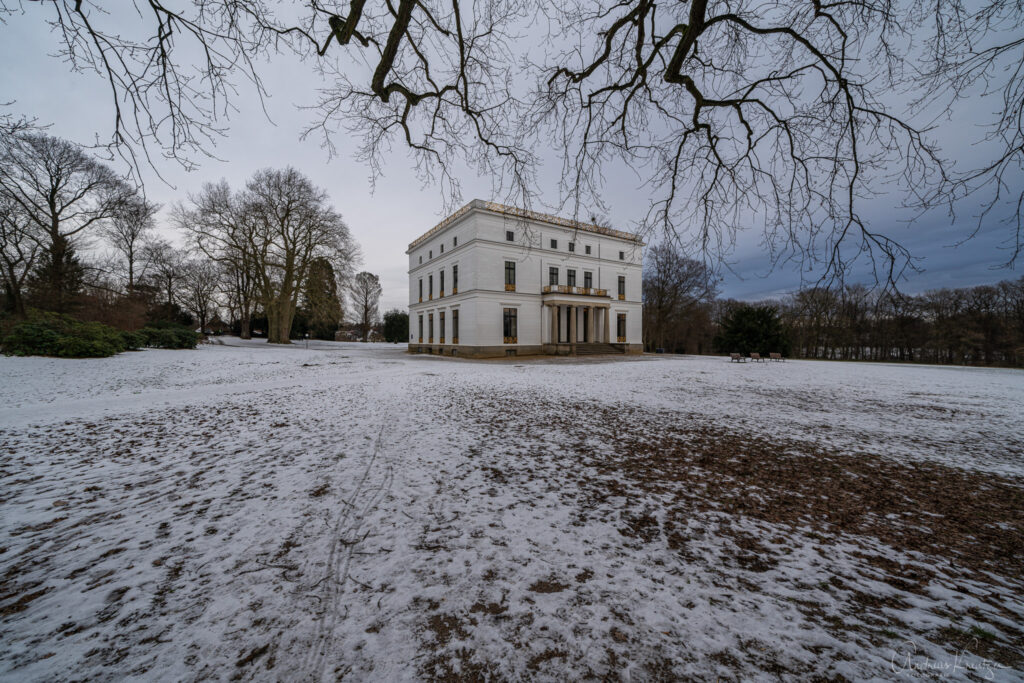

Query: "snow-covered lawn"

xmin=1 ymin=340 xmax=1022 ymax=680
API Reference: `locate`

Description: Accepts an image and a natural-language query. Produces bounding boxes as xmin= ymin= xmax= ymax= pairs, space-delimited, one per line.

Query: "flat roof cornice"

xmin=407 ymin=199 xmax=644 ymax=252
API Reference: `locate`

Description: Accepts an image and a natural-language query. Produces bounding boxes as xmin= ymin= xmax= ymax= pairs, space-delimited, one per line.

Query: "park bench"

xmin=769 ymin=352 xmax=784 ymax=362
xmin=750 ymin=352 xmax=764 ymax=362
xmin=730 ymin=353 xmax=746 ymax=363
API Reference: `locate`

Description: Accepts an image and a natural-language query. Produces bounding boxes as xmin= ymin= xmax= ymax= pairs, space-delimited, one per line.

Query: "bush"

xmin=1 ymin=312 xmax=126 ymax=358
xmin=138 ymin=324 xmax=199 ymax=349
xmin=0 ymin=312 xmax=198 ymax=357
xmin=121 ymin=331 xmax=147 ymax=350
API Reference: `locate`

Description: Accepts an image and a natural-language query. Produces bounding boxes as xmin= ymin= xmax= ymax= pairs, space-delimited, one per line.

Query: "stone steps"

xmin=574 ymin=343 xmax=625 ymax=355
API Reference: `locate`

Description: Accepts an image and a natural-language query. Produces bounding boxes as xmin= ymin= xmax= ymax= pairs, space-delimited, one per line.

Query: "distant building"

xmin=407 ymin=200 xmax=643 ymax=357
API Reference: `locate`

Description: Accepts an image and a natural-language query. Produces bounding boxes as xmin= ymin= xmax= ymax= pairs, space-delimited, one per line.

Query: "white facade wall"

xmin=407 ymin=202 xmax=643 ymax=355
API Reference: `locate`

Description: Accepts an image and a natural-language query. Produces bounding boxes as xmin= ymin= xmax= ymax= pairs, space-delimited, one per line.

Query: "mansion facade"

xmin=407 ymin=200 xmax=643 ymax=357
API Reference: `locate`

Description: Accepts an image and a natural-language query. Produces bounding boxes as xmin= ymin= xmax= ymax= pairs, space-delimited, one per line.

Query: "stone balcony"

xmin=541 ymin=285 xmax=609 ymax=297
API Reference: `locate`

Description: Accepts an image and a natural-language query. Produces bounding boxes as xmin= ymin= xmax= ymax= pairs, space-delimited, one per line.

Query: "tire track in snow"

xmin=304 ymin=417 xmax=395 ymax=681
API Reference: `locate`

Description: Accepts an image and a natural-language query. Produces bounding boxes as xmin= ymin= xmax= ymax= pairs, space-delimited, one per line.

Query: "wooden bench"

xmin=730 ymin=353 xmax=745 ymax=363
xmin=769 ymin=352 xmax=784 ymax=362
xmin=750 ymin=352 xmax=764 ymax=362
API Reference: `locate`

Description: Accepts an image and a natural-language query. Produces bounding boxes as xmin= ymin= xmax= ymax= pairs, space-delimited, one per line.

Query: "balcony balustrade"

xmin=542 ymin=285 xmax=608 ymax=297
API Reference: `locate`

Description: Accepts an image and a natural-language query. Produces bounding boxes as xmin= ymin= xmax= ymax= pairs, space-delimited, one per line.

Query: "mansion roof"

xmin=407 ymin=199 xmax=643 ymax=251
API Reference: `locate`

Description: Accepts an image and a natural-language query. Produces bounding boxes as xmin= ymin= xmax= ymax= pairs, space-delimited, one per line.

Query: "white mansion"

xmin=407 ymin=200 xmax=643 ymax=357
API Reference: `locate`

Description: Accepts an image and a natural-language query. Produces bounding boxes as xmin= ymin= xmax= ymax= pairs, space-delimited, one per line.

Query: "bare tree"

xmin=11 ymin=2 xmax=1023 ymax=282
xmin=180 ymin=258 xmax=222 ymax=333
xmin=142 ymin=239 xmax=187 ymax=309
xmin=642 ymin=242 xmax=718 ymax=352
xmin=350 ymin=271 xmax=382 ymax=342
xmin=0 ymin=132 xmax=132 ymax=312
xmin=104 ymin=196 xmax=159 ymax=292
xmin=175 ymin=181 xmax=259 ymax=338
xmin=180 ymin=169 xmax=357 ymax=344
xmin=0 ymin=195 xmax=39 ymax=316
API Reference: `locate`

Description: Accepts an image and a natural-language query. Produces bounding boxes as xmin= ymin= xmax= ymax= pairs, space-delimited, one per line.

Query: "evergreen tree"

xmin=714 ymin=304 xmax=789 ymax=356
xmin=300 ymin=257 xmax=343 ymax=340
xmin=382 ymin=309 xmax=409 ymax=343
xmin=26 ymin=239 xmax=86 ymax=313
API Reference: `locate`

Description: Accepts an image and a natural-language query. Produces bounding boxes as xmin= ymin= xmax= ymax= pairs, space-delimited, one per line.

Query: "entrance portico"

xmin=541 ymin=293 xmax=616 ymax=354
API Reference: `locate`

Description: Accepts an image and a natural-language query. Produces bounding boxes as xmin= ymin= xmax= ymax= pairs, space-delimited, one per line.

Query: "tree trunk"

xmin=239 ymin=309 xmax=252 ymax=339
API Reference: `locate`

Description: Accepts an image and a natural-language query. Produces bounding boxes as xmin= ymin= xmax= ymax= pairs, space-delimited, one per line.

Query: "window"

xmin=585 ymin=245 xmax=591 ymax=255
xmin=503 ymin=308 xmax=518 ymax=343
xmin=418 ymin=279 xmax=423 ymax=302
xmin=584 ymin=271 xmax=592 ymax=289
xmin=504 ymin=260 xmax=516 ymax=291
xmin=453 ymin=236 xmax=458 ymax=247
xmin=418 ymin=314 xmax=423 ymax=342
xmin=428 ymin=313 xmax=434 ymax=342
xmin=428 ymin=274 xmax=434 ymax=299
xmin=568 ymin=242 xmax=575 ymax=252
xmin=567 ymin=269 xmax=576 ymax=287
xmin=506 ymin=230 xmax=514 ymax=241
xmin=550 ymin=238 xmax=558 ymax=249
xmin=440 ymin=243 xmax=444 ymax=254
xmin=548 ymin=266 xmax=559 ymax=286
xmin=439 ymin=311 xmax=446 ymax=343
xmin=617 ymin=313 xmax=627 ymax=341
xmin=618 ymin=275 xmax=626 ymax=300
xmin=439 ymin=270 xmax=445 ymax=297
xmin=430 ymin=250 xmax=433 ymax=259
xmin=452 ymin=310 xmax=459 ymax=343
xmin=419 ymin=255 xmax=422 ymax=264
xmin=619 ymin=250 xmax=625 ymax=260
xmin=452 ymin=264 xmax=458 ymax=293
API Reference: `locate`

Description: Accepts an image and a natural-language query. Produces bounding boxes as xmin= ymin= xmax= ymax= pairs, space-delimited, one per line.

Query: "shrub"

xmin=121 ymin=331 xmax=147 ymax=350
xmin=138 ymin=324 xmax=199 ymax=349
xmin=54 ymin=336 xmax=118 ymax=358
xmin=1 ymin=312 xmax=125 ymax=358
xmin=0 ymin=311 xmax=198 ymax=357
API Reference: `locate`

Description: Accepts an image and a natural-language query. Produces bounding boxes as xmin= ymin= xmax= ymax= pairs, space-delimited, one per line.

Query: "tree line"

xmin=643 ymin=243 xmax=1024 ymax=367
xmin=0 ymin=129 xmax=384 ymax=344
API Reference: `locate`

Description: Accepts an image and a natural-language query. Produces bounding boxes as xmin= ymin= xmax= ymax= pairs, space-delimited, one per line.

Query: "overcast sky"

xmin=1 ymin=6 xmax=1019 ymax=312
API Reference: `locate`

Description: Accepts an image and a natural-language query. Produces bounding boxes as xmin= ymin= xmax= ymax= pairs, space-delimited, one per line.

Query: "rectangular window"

xmin=428 ymin=274 xmax=433 ymax=299
xmin=503 ymin=308 xmax=518 ymax=343
xmin=452 ymin=310 xmax=459 ymax=342
xmin=568 ymin=242 xmax=575 ymax=252
xmin=619 ymin=250 xmax=625 ymax=260
xmin=418 ymin=314 xmax=423 ymax=342
xmin=567 ymin=269 xmax=576 ymax=287
xmin=419 ymin=255 xmax=423 ymax=264
xmin=440 ymin=312 xmax=445 ymax=343
xmin=548 ymin=266 xmax=558 ymax=286
xmin=504 ymin=260 xmax=516 ymax=291
xmin=584 ymin=271 xmax=592 ymax=289
xmin=453 ymin=236 xmax=458 ymax=247
xmin=617 ymin=313 xmax=626 ymax=341
xmin=440 ymin=243 xmax=444 ymax=254
xmin=585 ymin=245 xmax=591 ymax=255
xmin=440 ymin=270 xmax=445 ymax=297
xmin=506 ymin=230 xmax=514 ymax=241
xmin=550 ymin=238 xmax=558 ymax=249
xmin=430 ymin=250 xmax=433 ymax=259
xmin=418 ymin=279 xmax=423 ymax=302
xmin=428 ymin=313 xmax=434 ymax=342
xmin=618 ymin=275 xmax=626 ymax=300
xmin=452 ymin=264 xmax=458 ymax=293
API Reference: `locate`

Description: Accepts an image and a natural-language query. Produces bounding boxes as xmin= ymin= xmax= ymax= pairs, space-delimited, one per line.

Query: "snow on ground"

xmin=1 ymin=340 xmax=1022 ymax=681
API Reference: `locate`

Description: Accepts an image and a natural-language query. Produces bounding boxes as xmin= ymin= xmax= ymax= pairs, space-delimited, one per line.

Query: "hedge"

xmin=1 ymin=312 xmax=198 ymax=358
